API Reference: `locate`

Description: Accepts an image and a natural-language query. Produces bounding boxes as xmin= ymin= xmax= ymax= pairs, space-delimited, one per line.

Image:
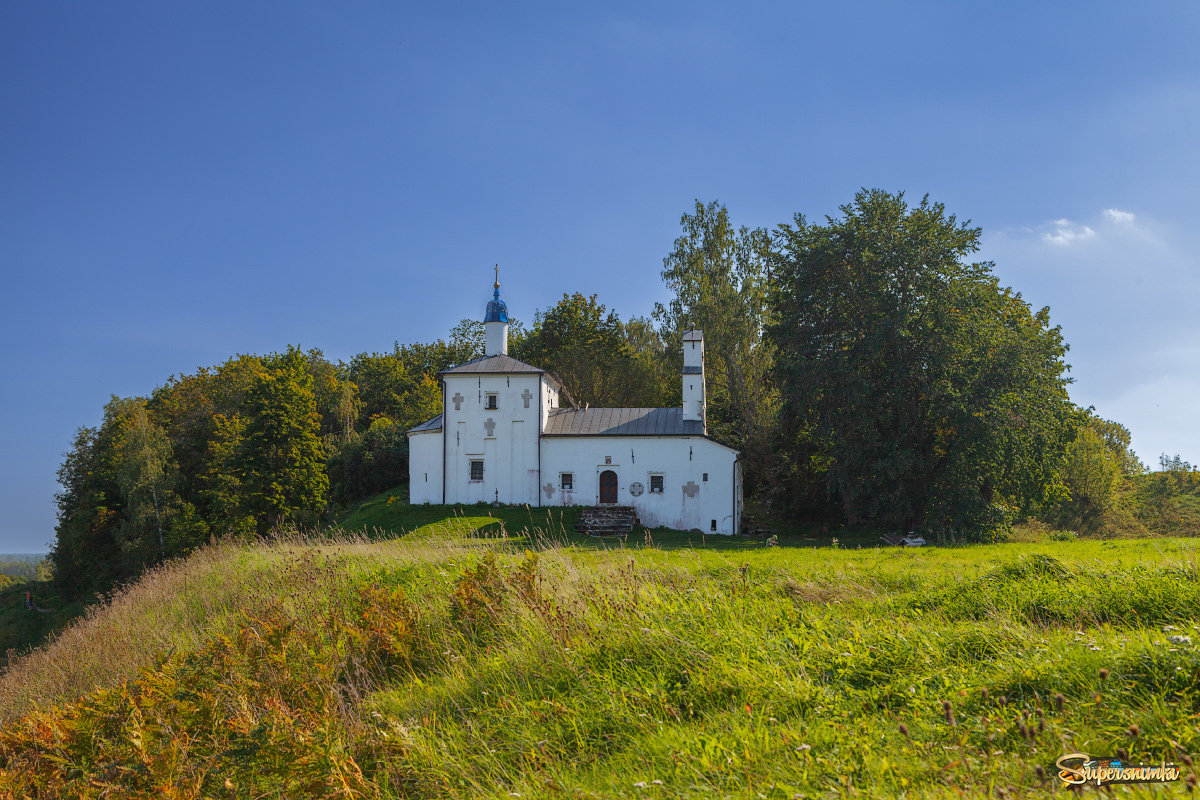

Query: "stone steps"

xmin=576 ymin=506 xmax=638 ymax=536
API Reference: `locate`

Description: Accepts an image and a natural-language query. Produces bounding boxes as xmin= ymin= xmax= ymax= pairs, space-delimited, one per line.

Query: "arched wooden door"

xmin=599 ymin=470 xmax=618 ymax=505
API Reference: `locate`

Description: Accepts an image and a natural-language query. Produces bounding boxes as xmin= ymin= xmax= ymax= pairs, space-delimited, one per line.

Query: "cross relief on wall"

xmin=451 ymin=392 xmax=464 ymax=411
xmin=484 ymin=417 xmax=496 ymax=437
xmin=521 ymin=388 xmax=532 ymax=408
xmin=682 ymin=481 xmax=700 ymax=498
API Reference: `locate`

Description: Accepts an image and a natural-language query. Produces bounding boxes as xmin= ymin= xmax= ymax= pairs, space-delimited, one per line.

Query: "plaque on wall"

xmin=629 ymin=481 xmax=644 ymax=497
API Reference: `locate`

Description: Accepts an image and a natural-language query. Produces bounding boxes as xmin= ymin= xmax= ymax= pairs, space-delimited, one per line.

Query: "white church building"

xmin=407 ymin=278 xmax=743 ymax=534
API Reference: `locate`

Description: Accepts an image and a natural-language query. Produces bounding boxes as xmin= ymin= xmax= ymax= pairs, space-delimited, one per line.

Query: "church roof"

xmin=408 ymin=413 xmax=443 ymax=433
xmin=439 ymin=353 xmax=547 ymax=376
xmin=542 ymin=407 xmax=705 ymax=437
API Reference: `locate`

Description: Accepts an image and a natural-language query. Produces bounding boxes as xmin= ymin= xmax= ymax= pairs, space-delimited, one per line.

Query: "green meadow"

xmin=1 ymin=505 xmax=1197 ymax=798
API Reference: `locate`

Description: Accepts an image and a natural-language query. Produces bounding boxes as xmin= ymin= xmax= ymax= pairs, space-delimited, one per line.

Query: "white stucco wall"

xmin=407 ymin=429 xmax=443 ymax=504
xmin=441 ymin=372 xmax=546 ymax=506
xmin=541 ymin=435 xmax=740 ymax=534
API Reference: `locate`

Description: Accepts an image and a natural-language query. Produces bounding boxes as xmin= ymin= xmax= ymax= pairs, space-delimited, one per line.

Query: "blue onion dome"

xmin=484 ymin=272 xmax=508 ymax=321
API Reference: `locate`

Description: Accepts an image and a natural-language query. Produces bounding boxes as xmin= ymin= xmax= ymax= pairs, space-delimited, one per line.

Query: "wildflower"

xmin=1098 ymin=668 xmax=1109 ymax=681
xmin=899 ymin=723 xmax=909 ymax=737
xmin=1054 ymin=693 xmax=1065 ymax=713
xmin=633 ymin=782 xmax=648 ymax=788
xmin=1127 ymin=724 xmax=1139 ymax=737
xmin=1035 ymin=765 xmax=1045 ymax=781
xmin=1117 ymin=747 xmax=1129 ymax=760
xmin=1168 ymin=635 xmax=1192 ymax=645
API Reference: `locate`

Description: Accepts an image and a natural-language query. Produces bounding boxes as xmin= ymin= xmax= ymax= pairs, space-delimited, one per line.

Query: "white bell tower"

xmin=483 ymin=265 xmax=509 ymax=357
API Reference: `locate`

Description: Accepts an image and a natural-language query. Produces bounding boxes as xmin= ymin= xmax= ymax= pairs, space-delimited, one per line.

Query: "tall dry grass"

xmin=0 ymin=526 xmax=491 ymax=724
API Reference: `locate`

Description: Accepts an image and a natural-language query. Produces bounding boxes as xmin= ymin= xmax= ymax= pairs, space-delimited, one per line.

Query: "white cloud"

xmin=1042 ymin=220 xmax=1095 ymax=245
xmin=982 ymin=208 xmax=1200 ymax=466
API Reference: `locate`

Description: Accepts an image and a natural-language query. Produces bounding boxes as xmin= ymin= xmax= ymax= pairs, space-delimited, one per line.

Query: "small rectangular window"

xmin=469 ymin=460 xmax=484 ymax=481
xmin=702 ymin=473 xmax=708 ymax=482
xmin=649 ymin=475 xmax=664 ymax=494
xmin=485 ymin=394 xmax=498 ymax=410
xmin=560 ymin=473 xmax=573 ymax=491
xmin=710 ymin=519 xmax=717 ymax=531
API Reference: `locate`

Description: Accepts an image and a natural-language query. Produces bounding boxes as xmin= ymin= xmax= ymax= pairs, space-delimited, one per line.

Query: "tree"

xmin=238 ymin=349 xmax=329 ymax=532
xmin=49 ymin=426 xmax=117 ymax=597
xmin=202 ymin=412 xmax=253 ymax=535
xmin=770 ymin=190 xmax=1075 ymax=537
xmin=448 ymin=318 xmax=527 ymax=361
xmin=108 ymin=398 xmax=174 ymax=555
xmin=655 ymin=200 xmax=778 ymax=493
xmin=516 ymin=293 xmax=664 ymax=407
xmin=148 ymin=354 xmax=268 ymax=513
xmin=346 ymin=351 xmax=442 ymax=431
xmin=623 ymin=316 xmax=679 ymax=407
xmin=1049 ymin=417 xmax=1123 ymax=530
xmin=327 ymin=417 xmax=409 ymax=503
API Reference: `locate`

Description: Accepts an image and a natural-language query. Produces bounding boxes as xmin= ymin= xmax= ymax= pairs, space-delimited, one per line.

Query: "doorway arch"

xmin=599 ymin=470 xmax=618 ymax=504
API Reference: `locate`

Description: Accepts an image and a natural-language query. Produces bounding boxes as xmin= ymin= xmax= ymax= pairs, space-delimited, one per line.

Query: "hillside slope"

xmin=1 ymin=521 xmax=1198 ymax=798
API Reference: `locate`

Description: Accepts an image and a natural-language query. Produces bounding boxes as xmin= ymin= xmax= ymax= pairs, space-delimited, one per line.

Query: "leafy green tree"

xmin=108 ymin=398 xmax=174 ymax=556
xmin=516 ymin=293 xmax=665 ymax=407
xmin=347 ymin=352 xmax=442 ymax=432
xmin=448 ymin=318 xmax=527 ymax=361
xmin=202 ymin=413 xmax=254 ymax=535
xmin=1051 ymin=420 xmax=1123 ymax=530
xmin=770 ymin=190 xmax=1075 ymax=537
xmin=302 ymin=349 xmax=359 ymax=441
xmin=148 ymin=354 xmax=268 ymax=512
xmin=49 ymin=427 xmax=118 ymax=597
xmin=239 ymin=350 xmax=329 ymax=532
xmin=656 ymin=200 xmax=778 ymax=493
xmin=623 ymin=316 xmax=679 ymax=407
xmin=327 ymin=417 xmax=409 ymax=503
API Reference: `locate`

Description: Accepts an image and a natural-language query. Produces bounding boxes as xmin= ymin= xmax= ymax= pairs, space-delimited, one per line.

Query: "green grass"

xmin=335 ymin=485 xmax=773 ymax=551
xmin=3 ymin=504 xmax=1199 ymax=797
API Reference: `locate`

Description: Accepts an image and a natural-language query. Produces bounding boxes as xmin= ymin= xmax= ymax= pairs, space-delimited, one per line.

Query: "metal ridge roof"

xmin=542 ymin=407 xmax=705 ymax=437
xmin=407 ymin=413 xmax=443 ymax=433
xmin=439 ymin=354 xmax=546 ymax=376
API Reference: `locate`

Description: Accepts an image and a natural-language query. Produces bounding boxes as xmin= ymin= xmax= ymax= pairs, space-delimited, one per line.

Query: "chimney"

xmin=681 ymin=329 xmax=705 ymax=431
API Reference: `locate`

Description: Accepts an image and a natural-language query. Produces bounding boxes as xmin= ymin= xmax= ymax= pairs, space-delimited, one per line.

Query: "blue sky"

xmin=2 ymin=3 xmax=1198 ymax=551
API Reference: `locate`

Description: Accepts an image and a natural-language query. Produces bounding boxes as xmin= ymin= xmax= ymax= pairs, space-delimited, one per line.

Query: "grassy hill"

xmin=1 ymin=504 xmax=1198 ymax=797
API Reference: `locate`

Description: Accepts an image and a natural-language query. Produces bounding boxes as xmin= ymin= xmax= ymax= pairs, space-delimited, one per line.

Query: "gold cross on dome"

xmin=494 ymin=264 xmax=500 ymax=288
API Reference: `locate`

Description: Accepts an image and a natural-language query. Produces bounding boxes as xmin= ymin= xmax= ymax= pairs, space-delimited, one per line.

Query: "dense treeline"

xmin=50 ymin=189 xmax=1199 ymax=601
